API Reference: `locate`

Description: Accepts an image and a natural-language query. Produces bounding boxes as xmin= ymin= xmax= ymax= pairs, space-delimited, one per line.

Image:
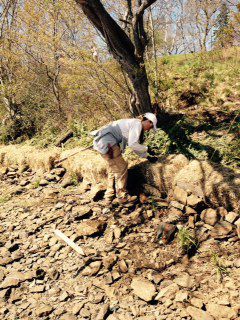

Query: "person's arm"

xmin=128 ymin=122 xmax=148 ymax=158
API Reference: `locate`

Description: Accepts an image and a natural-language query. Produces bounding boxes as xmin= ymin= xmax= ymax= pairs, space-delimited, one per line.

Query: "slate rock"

xmin=211 ymin=221 xmax=233 ymax=239
xmin=155 ymin=283 xmax=179 ymax=300
xmin=200 ymin=208 xmax=218 ymax=226
xmin=225 ymin=211 xmax=238 ymax=224
xmin=77 ymin=220 xmax=106 ymax=236
xmin=206 ymin=303 xmax=237 ymax=319
xmin=35 ymin=304 xmax=53 ymax=317
xmin=131 ymin=277 xmax=156 ymax=302
xmin=186 ymin=306 xmax=214 ymax=320
xmin=173 ymin=186 xmax=187 ymax=205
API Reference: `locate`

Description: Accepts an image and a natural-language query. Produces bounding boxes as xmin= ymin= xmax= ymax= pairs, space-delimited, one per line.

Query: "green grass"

xmin=177 ymin=227 xmax=198 ymax=255
xmin=211 ymin=252 xmax=229 ymax=282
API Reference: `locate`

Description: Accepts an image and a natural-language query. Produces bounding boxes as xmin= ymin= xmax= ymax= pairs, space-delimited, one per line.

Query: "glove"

xmin=148 ymin=147 xmax=156 ymax=156
xmin=147 ymin=156 xmax=158 ymax=163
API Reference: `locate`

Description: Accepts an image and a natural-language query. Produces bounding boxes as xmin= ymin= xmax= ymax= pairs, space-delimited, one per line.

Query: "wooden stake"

xmin=54 ymin=229 xmax=85 ymax=256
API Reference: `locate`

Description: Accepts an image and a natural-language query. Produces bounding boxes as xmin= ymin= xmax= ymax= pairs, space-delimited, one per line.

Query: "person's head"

xmin=141 ymin=112 xmax=158 ymax=132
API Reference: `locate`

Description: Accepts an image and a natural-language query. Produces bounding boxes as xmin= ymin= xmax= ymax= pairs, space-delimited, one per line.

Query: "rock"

xmin=36 ymin=304 xmax=53 ymax=317
xmin=206 ymin=303 xmax=237 ymax=319
xmin=96 ymin=304 xmax=110 ymax=320
xmin=82 ymin=261 xmax=102 ymax=276
xmin=169 ymin=201 xmax=184 ymax=210
xmin=72 ymin=205 xmax=93 ymax=219
xmin=59 ymin=313 xmax=77 ymax=320
xmin=118 ymin=260 xmax=128 ymax=273
xmin=55 ymin=202 xmax=65 ymax=209
xmin=61 ymin=176 xmax=74 ymax=188
xmin=103 ymin=254 xmax=117 ymax=270
xmin=225 ymin=211 xmax=238 ymax=224
xmin=234 ymin=258 xmax=240 ymax=267
xmin=39 ymin=179 xmax=49 ymax=186
xmin=30 ymin=285 xmax=45 ymax=293
xmin=200 ymin=208 xmax=218 ymax=226
xmin=217 ymin=207 xmax=228 ymax=219
xmin=173 ymin=273 xmax=195 ymax=288
xmin=0 ymin=277 xmax=20 ymax=289
xmin=76 ymin=220 xmax=106 ymax=236
xmin=89 ymin=183 xmax=106 ymax=201
xmin=155 ymin=283 xmax=179 ymax=300
xmin=173 ymin=159 xmax=240 ymax=211
xmin=217 ymin=296 xmax=230 ymax=306
xmin=190 ymin=297 xmax=204 ymax=309
xmin=51 ymin=167 xmax=66 ymax=176
xmin=211 ymin=221 xmax=233 ymax=239
xmin=113 ymin=227 xmax=121 ymax=239
xmin=173 ymin=186 xmax=187 ymax=205
xmin=131 ymin=277 xmax=156 ymax=302
xmin=20 ymin=180 xmax=30 ymax=186
xmin=186 ymin=306 xmax=214 ymax=320
xmin=175 ymin=291 xmax=188 ymax=302
xmin=112 ymin=270 xmax=121 ymax=281
xmin=164 ymin=207 xmax=184 ymax=224
xmin=185 ymin=206 xmax=197 ymax=215
xmin=188 ymin=216 xmax=195 ymax=228
xmin=187 ymin=194 xmax=203 ymax=207
xmin=44 ymin=173 xmax=57 ymax=182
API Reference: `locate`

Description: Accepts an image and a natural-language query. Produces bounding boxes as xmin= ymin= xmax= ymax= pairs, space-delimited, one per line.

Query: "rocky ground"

xmin=0 ymin=164 xmax=240 ymax=320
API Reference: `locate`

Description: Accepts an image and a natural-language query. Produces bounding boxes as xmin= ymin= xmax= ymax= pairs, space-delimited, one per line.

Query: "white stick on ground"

xmin=54 ymin=229 xmax=85 ymax=256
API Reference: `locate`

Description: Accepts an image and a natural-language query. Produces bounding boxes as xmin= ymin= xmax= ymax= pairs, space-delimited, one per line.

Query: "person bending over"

xmin=91 ymin=113 xmax=158 ymax=204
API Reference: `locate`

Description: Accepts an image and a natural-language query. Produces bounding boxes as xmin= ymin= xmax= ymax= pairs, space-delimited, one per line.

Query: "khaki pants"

xmin=101 ymin=145 xmax=128 ymax=199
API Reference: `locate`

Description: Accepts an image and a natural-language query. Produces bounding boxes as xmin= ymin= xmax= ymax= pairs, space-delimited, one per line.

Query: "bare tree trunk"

xmin=75 ymin=0 xmax=157 ymax=115
xmin=149 ymin=7 xmax=159 ymax=103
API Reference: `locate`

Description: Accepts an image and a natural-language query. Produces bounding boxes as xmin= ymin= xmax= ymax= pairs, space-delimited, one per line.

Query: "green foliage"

xmin=70 ymin=122 xmax=93 ymax=148
xmin=177 ymin=227 xmax=198 ymax=254
xmin=27 ymin=124 xmax=61 ymax=148
xmin=0 ymin=117 xmax=36 ymax=144
xmin=70 ymin=172 xmax=80 ymax=186
xmin=214 ymin=3 xmax=231 ymax=48
xmin=145 ymin=129 xmax=171 ymax=156
xmin=211 ymin=252 xmax=229 ymax=282
xmin=32 ymin=179 xmax=40 ymax=189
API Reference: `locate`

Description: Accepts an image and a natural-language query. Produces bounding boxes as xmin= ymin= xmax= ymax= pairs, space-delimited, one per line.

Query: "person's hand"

xmin=148 ymin=147 xmax=156 ymax=156
xmin=147 ymin=156 xmax=158 ymax=163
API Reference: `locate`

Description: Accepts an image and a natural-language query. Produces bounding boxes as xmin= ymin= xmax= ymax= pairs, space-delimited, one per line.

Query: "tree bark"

xmin=75 ymin=0 xmax=156 ymax=115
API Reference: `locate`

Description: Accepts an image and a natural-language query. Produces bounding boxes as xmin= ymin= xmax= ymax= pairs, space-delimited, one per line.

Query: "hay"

xmin=0 ymin=145 xmax=239 ymax=210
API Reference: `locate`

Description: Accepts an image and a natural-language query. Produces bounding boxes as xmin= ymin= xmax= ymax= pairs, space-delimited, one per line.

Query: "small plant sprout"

xmin=177 ymin=227 xmax=198 ymax=255
xmin=211 ymin=252 xmax=229 ymax=282
xmin=33 ymin=179 xmax=40 ymax=189
xmin=70 ymin=172 xmax=79 ymax=186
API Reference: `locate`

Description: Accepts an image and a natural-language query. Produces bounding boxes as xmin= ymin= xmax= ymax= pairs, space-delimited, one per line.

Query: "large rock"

xmin=155 ymin=283 xmax=179 ymax=300
xmin=173 ymin=160 xmax=240 ymax=211
xmin=173 ymin=186 xmax=187 ymax=204
xmin=206 ymin=303 xmax=237 ymax=319
xmin=186 ymin=306 xmax=214 ymax=320
xmin=35 ymin=304 xmax=53 ymax=317
xmin=225 ymin=211 xmax=238 ymax=224
xmin=76 ymin=220 xmax=106 ymax=237
xmin=173 ymin=273 xmax=195 ymax=288
xmin=200 ymin=208 xmax=219 ymax=226
xmin=131 ymin=277 xmax=156 ymax=302
xmin=211 ymin=221 xmax=233 ymax=239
